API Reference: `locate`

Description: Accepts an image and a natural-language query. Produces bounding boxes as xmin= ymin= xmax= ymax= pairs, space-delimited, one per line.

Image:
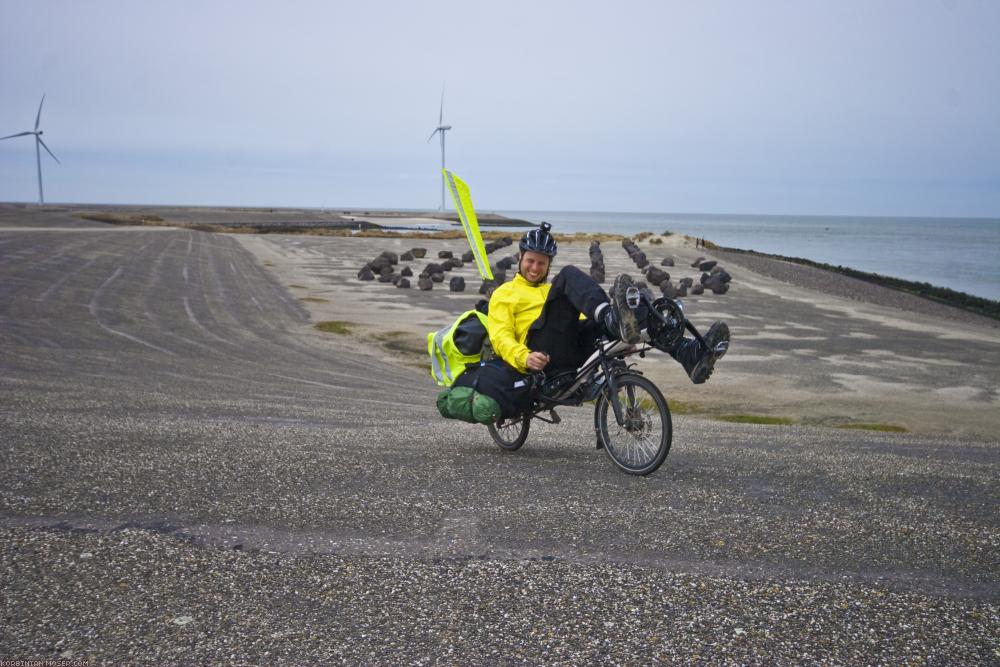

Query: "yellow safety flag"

xmin=443 ymin=169 xmax=494 ymax=281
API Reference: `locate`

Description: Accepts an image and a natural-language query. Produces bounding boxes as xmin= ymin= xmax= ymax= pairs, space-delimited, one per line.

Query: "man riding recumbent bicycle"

xmin=431 ymin=222 xmax=730 ymax=476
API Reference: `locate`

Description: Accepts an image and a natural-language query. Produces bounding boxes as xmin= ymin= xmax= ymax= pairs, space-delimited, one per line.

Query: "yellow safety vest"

xmin=427 ymin=310 xmax=490 ymax=387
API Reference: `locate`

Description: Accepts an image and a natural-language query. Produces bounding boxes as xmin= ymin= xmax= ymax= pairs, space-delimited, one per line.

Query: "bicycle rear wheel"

xmin=488 ymin=414 xmax=531 ymax=451
xmin=596 ymin=373 xmax=672 ymax=475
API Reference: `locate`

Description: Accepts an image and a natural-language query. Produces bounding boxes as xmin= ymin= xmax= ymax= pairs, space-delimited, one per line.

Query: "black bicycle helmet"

xmin=519 ymin=222 xmax=557 ymax=257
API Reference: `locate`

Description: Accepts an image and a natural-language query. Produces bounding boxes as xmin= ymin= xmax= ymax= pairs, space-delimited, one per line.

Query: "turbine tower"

xmin=1 ymin=95 xmax=60 ymax=205
xmin=426 ymin=86 xmax=452 ymax=211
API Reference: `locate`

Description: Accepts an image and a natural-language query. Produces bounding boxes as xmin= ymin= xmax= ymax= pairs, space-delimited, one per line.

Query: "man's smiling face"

xmin=519 ymin=250 xmax=551 ymax=283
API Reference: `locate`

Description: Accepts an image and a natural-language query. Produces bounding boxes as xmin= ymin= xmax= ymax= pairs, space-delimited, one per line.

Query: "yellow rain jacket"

xmin=487 ymin=273 xmax=552 ymax=373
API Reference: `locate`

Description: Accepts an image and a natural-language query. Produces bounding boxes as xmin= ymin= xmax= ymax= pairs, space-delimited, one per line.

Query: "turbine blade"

xmin=427 ymin=128 xmax=440 ymax=143
xmin=37 ymin=137 xmax=60 ymax=164
xmin=35 ymin=94 xmax=46 ymax=131
xmin=1 ymin=131 xmax=34 ymax=140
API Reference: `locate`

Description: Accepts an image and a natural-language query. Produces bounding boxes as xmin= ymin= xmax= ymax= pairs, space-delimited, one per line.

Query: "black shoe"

xmin=604 ymin=274 xmax=641 ymax=344
xmin=675 ymin=321 xmax=730 ymax=384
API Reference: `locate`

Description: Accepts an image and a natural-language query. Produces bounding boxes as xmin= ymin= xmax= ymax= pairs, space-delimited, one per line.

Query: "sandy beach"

xmin=230 ymin=219 xmax=1000 ymax=442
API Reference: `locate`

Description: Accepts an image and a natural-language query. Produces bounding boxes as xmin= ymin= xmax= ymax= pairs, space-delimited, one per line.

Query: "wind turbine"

xmin=1 ymin=95 xmax=60 ymax=205
xmin=426 ymin=86 xmax=452 ymax=211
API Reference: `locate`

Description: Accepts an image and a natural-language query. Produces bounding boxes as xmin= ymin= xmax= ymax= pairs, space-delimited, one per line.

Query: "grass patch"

xmin=649 ymin=237 xmax=663 ymax=244
xmin=314 ymin=320 xmax=353 ymax=334
xmin=662 ymin=231 xmax=674 ymax=237
xmin=667 ymin=399 xmax=705 ymax=415
xmin=288 ymin=284 xmax=307 ymax=289
xmin=715 ymin=414 xmax=796 ymax=426
xmin=835 ymin=423 xmax=908 ymax=433
xmin=298 ymin=296 xmax=329 ymax=303
xmin=375 ymin=331 xmax=426 ymax=356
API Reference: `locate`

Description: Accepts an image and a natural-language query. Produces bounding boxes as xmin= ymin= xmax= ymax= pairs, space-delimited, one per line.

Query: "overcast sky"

xmin=1 ymin=0 xmax=998 ymax=216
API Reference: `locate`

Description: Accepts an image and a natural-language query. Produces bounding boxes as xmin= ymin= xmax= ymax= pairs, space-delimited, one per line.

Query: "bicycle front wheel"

xmin=488 ymin=414 xmax=531 ymax=451
xmin=597 ymin=374 xmax=672 ymax=475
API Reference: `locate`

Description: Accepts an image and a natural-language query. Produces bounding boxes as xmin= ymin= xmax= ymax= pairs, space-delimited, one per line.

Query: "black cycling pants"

xmin=526 ymin=265 xmax=609 ymax=372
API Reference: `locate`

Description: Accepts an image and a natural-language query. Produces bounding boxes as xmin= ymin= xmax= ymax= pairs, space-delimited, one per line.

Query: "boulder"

xmin=378 ymin=251 xmax=399 ymax=265
xmin=496 ymin=257 xmax=514 ymax=270
xmin=708 ymin=281 xmax=730 ymax=295
xmin=704 ymin=273 xmax=730 ymax=293
xmin=449 ymin=276 xmax=466 ymax=292
xmin=634 ymin=254 xmax=649 ymax=269
xmin=645 ymin=267 xmax=670 ymax=286
xmin=700 ymin=272 xmax=711 ymax=285
xmin=691 ymin=256 xmax=706 ymax=268
xmin=400 ymin=250 xmax=414 ymax=261
xmin=418 ymin=277 xmax=433 ymax=291
xmin=698 ymin=260 xmax=718 ymax=272
xmin=678 ymin=277 xmax=694 ymax=288
xmin=357 ymin=267 xmax=375 ymax=281
xmin=369 ymin=256 xmax=394 ymax=273
xmin=676 ymin=283 xmax=688 ymax=297
xmin=501 ymin=236 xmax=513 ymax=246
xmin=422 ymin=262 xmax=444 ymax=276
xmin=430 ymin=272 xmax=445 ymax=283
xmin=478 ymin=280 xmax=496 ymax=295
xmin=378 ymin=272 xmax=395 ymax=283
xmin=396 ymin=278 xmax=410 ymax=289
xmin=691 ymin=284 xmax=705 ymax=295
xmin=379 ymin=265 xmax=394 ymax=277
xmin=660 ymin=257 xmax=674 ymax=267
xmin=438 ymin=250 xmax=453 ymax=259
xmin=400 ymin=266 xmax=413 ymax=277
xmin=714 ymin=269 xmax=732 ymax=284
xmin=411 ymin=247 xmax=427 ymax=259
xmin=461 ymin=251 xmax=474 ymax=263
xmin=660 ymin=280 xmax=678 ymax=298
xmin=442 ymin=258 xmax=462 ymax=271
xmin=493 ymin=270 xmax=507 ymax=284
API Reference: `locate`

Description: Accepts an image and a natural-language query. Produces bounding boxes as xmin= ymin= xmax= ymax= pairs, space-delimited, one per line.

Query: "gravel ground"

xmin=4 ymin=528 xmax=996 ymax=665
xmin=1 ymin=205 xmax=998 ymax=664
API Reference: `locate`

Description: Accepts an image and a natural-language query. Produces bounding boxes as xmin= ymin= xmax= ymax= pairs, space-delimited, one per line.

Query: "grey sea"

xmin=498 ymin=211 xmax=1000 ymax=302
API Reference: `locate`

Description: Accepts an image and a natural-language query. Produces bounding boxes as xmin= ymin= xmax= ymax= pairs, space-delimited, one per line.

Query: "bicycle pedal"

xmin=548 ymin=409 xmax=561 ymax=424
xmin=625 ymin=286 xmax=641 ymax=309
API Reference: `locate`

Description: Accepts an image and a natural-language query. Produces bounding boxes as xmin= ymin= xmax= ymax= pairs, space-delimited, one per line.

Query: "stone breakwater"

xmin=711 ymin=247 xmax=999 ymax=328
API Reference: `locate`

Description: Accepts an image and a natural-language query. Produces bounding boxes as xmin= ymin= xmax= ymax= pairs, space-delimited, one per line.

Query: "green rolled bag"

xmin=436 ymin=386 xmax=502 ymax=424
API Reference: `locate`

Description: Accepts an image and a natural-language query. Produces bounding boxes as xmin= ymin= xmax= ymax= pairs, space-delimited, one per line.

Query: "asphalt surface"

xmin=1 ymin=206 xmax=997 ymax=665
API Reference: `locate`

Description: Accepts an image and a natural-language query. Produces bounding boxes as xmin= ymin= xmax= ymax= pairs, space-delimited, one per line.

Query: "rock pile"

xmin=589 ymin=241 xmax=605 ymax=283
xmin=687 ymin=257 xmax=733 ymax=294
xmin=355 ymin=239 xmax=514 ymax=294
xmin=701 ymin=266 xmax=732 ymax=294
xmin=621 ymin=238 xmax=649 ymax=269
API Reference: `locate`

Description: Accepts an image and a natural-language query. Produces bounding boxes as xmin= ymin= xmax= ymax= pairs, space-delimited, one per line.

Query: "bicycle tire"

xmin=596 ymin=373 xmax=672 ymax=475
xmin=488 ymin=414 xmax=531 ymax=451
